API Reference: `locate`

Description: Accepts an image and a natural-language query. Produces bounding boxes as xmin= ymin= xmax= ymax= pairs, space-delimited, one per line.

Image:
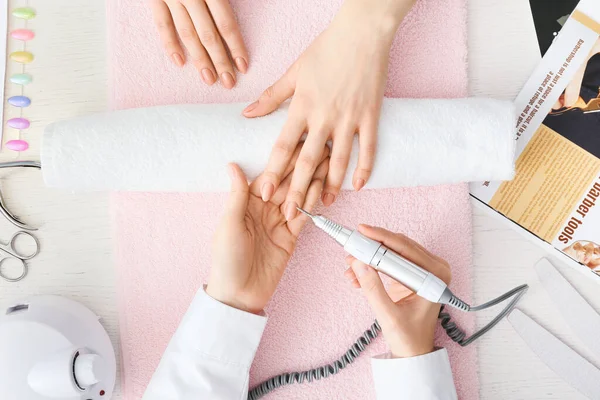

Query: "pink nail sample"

xmin=7 ymin=118 xmax=30 ymax=129
xmin=6 ymin=140 xmax=29 ymax=151
xmin=11 ymin=29 xmax=35 ymax=41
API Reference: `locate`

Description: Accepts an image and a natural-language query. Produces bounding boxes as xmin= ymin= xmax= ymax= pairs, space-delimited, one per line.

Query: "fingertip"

xmin=353 ymin=178 xmax=366 ymax=191
xmin=243 ymin=101 xmax=259 ymax=116
xmin=322 ymin=192 xmax=336 ymax=207
xmin=227 ymin=163 xmax=237 ymax=180
xmin=284 ymin=201 xmax=298 ymax=221
xmin=201 ymin=68 xmax=217 ymax=85
xmin=172 ymin=53 xmax=185 ymax=67
xmin=235 ymin=57 xmax=248 ymax=74
xmin=357 ymin=224 xmax=373 ymax=234
xmin=261 ymin=182 xmax=275 ymax=202
xmin=221 ymin=72 xmax=236 ymax=90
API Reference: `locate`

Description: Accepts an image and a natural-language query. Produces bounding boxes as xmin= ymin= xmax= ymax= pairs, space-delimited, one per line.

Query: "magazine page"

xmin=470 ymin=0 xmax=600 ymax=277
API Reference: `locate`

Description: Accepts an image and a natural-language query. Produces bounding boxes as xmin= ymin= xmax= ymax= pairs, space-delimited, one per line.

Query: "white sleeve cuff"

xmin=171 ymin=287 xmax=269 ymax=369
xmin=371 ymin=348 xmax=458 ymax=400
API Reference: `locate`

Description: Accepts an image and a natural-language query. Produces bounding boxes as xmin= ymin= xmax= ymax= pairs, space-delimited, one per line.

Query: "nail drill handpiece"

xmin=298 ymin=207 xmax=452 ymax=305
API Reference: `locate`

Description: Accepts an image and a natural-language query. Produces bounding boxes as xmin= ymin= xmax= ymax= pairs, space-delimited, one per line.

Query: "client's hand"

xmin=150 ymin=0 xmax=248 ymax=88
xmin=207 ymin=146 xmax=330 ymax=314
xmin=344 ymin=225 xmax=451 ymax=358
xmin=244 ymin=0 xmax=416 ymax=217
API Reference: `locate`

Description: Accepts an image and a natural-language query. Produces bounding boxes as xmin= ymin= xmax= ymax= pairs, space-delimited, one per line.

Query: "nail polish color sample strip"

xmin=8 ymin=95 xmax=30 ymax=107
xmin=10 ymin=73 xmax=32 ymax=85
xmin=6 ymin=7 xmax=36 ymax=152
xmin=5 ymin=139 xmax=28 ymax=151
xmin=11 ymin=28 xmax=34 ymax=41
xmin=7 ymin=117 xmax=30 ymax=129
xmin=12 ymin=7 xmax=35 ymax=20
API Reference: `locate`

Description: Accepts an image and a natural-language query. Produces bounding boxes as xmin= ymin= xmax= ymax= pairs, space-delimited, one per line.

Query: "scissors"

xmin=0 ymin=231 xmax=40 ymax=282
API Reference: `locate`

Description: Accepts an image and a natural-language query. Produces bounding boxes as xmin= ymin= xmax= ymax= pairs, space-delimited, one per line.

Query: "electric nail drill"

xmin=297 ymin=207 xmax=526 ymax=312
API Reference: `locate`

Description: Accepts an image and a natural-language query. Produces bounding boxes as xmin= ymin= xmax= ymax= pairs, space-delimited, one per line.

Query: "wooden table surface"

xmin=1 ymin=0 xmax=599 ymax=398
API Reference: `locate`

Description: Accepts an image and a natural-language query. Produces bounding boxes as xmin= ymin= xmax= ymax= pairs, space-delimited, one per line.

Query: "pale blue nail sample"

xmin=8 ymin=96 xmax=31 ymax=107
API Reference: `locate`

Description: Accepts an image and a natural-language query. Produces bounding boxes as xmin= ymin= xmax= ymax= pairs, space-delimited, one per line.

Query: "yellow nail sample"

xmin=10 ymin=51 xmax=34 ymax=64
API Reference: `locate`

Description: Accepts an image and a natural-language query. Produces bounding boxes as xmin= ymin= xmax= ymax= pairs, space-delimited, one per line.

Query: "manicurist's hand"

xmin=206 ymin=146 xmax=330 ymax=314
xmin=244 ymin=0 xmax=416 ymax=219
xmin=150 ymin=0 xmax=248 ymax=88
xmin=344 ymin=225 xmax=451 ymax=358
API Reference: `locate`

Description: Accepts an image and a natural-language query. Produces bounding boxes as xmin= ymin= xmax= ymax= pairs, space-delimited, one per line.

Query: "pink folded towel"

xmin=108 ymin=0 xmax=479 ymax=399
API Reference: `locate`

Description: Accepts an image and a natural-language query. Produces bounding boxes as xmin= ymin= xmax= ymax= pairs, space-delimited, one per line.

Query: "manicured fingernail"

xmin=221 ymin=72 xmax=235 ymax=89
xmin=243 ymin=101 xmax=259 ymax=114
xmin=285 ymin=202 xmax=297 ymax=221
xmin=235 ymin=57 xmax=248 ymax=73
xmin=352 ymin=261 xmax=369 ymax=278
xmin=322 ymin=193 xmax=335 ymax=206
xmin=227 ymin=165 xmax=236 ymax=179
xmin=354 ymin=179 xmax=366 ymax=191
xmin=261 ymin=182 xmax=274 ymax=202
xmin=201 ymin=69 xmax=216 ymax=85
xmin=172 ymin=53 xmax=184 ymax=67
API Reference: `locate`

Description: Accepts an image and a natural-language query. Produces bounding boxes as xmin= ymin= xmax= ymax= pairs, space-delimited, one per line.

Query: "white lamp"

xmin=0 ymin=296 xmax=116 ymax=399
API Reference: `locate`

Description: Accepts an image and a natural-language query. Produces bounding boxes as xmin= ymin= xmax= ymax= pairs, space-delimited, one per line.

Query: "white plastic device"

xmin=0 ymin=295 xmax=116 ymax=400
xmin=299 ymin=209 xmax=450 ymax=304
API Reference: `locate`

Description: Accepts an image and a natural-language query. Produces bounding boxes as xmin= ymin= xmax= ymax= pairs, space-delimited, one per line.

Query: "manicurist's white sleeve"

xmin=371 ymin=348 xmax=458 ymax=400
xmin=143 ymin=287 xmax=267 ymax=400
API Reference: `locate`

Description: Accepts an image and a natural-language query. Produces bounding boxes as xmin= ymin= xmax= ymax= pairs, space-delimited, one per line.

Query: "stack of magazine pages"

xmin=470 ymin=0 xmax=600 ymax=280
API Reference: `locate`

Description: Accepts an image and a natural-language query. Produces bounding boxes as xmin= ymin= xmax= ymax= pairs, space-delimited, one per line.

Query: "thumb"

xmin=351 ymin=259 xmax=396 ymax=321
xmin=243 ymin=64 xmax=297 ymax=118
xmin=226 ymin=163 xmax=250 ymax=222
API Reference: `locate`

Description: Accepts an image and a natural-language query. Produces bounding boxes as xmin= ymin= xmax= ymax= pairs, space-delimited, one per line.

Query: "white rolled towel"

xmin=41 ymin=98 xmax=515 ymax=192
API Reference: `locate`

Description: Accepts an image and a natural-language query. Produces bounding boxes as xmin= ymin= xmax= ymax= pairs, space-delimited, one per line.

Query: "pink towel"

xmin=108 ymin=0 xmax=478 ymax=399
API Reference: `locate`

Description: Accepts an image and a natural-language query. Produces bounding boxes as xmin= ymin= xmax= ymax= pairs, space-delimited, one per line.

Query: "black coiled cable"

xmin=247 ymin=320 xmax=381 ymax=400
xmin=248 ymin=284 xmax=528 ymax=399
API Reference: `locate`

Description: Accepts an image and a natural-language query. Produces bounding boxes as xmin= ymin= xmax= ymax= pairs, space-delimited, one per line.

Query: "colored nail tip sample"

xmin=10 ymin=51 xmax=34 ymax=64
xmin=5 ymin=140 xmax=29 ymax=151
xmin=12 ymin=7 xmax=36 ymax=20
xmin=8 ymin=96 xmax=31 ymax=107
xmin=10 ymin=73 xmax=33 ymax=85
xmin=11 ymin=29 xmax=35 ymax=41
xmin=7 ymin=118 xmax=31 ymax=129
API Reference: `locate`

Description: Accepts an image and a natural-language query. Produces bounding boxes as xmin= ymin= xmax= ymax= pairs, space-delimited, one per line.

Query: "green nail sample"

xmin=12 ymin=7 xmax=36 ymax=20
xmin=10 ymin=74 xmax=33 ymax=85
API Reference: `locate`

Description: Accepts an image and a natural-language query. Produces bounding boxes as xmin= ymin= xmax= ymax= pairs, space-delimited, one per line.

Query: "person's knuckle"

xmin=359 ymin=165 xmax=373 ymax=175
xmin=262 ymin=85 xmax=276 ymax=100
xmin=298 ymin=154 xmax=317 ymax=170
xmin=164 ymin=40 xmax=179 ymax=50
xmin=362 ymin=142 xmax=377 ymax=156
xmin=199 ymin=29 xmax=219 ymax=46
xmin=273 ymin=141 xmax=293 ymax=157
xmin=191 ymin=54 xmax=207 ymax=63
xmin=217 ymin=20 xmax=236 ymax=36
xmin=179 ymin=27 xmax=196 ymax=41
xmin=213 ymin=60 xmax=231 ymax=72
xmin=156 ymin=19 xmax=174 ymax=31
xmin=331 ymin=154 xmax=348 ymax=169
xmin=288 ymin=189 xmax=305 ymax=201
